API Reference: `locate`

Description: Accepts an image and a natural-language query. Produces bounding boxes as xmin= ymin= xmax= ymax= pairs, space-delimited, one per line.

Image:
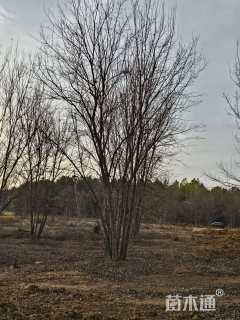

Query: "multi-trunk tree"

xmin=37 ymin=0 xmax=204 ymax=259
xmin=21 ymin=97 xmax=70 ymax=240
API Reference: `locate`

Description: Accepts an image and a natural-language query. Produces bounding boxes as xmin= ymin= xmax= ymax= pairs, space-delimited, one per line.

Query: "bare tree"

xmin=209 ymin=42 xmax=240 ymax=188
xmin=0 ymin=48 xmax=40 ymax=213
xmin=37 ymin=0 xmax=204 ymax=259
xmin=21 ymin=92 xmax=70 ymax=240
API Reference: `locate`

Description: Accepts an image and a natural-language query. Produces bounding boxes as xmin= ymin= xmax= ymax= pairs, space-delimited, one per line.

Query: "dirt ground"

xmin=0 ymin=216 xmax=240 ymax=320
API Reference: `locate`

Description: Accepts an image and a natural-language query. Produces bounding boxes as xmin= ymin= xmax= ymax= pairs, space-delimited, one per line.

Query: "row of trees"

xmin=144 ymin=179 xmax=240 ymax=228
xmin=8 ymin=177 xmax=240 ymax=228
xmin=10 ymin=176 xmax=98 ymax=218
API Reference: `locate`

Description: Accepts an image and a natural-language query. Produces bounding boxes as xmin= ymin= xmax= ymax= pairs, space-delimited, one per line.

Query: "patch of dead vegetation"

xmin=0 ymin=219 xmax=240 ymax=319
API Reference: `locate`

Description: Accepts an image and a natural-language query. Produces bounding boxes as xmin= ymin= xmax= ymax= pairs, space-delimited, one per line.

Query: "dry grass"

xmin=0 ymin=219 xmax=239 ymax=319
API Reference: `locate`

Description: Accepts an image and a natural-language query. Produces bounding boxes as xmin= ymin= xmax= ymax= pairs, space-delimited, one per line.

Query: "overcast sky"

xmin=0 ymin=0 xmax=239 ymax=187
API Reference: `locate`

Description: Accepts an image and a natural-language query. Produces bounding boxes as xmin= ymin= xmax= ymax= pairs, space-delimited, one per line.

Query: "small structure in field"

xmin=209 ymin=216 xmax=225 ymax=229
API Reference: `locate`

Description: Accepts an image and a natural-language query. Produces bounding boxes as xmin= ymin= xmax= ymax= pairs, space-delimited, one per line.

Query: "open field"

xmin=0 ymin=217 xmax=240 ymax=319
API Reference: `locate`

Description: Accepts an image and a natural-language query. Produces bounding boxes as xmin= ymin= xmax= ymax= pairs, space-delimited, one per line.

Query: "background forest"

xmin=5 ymin=177 xmax=240 ymax=228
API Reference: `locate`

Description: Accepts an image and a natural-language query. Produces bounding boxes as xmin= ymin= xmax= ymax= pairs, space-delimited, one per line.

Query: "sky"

xmin=0 ymin=0 xmax=239 ymax=187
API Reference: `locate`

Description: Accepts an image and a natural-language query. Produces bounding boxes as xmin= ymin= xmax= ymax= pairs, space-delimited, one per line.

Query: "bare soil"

xmin=0 ymin=216 xmax=240 ymax=319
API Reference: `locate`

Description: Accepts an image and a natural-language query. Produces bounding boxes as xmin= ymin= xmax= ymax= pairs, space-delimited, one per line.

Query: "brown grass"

xmin=0 ymin=219 xmax=239 ymax=319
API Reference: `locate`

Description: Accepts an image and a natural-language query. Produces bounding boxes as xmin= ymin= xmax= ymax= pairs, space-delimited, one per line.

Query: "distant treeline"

xmin=4 ymin=177 xmax=240 ymax=228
